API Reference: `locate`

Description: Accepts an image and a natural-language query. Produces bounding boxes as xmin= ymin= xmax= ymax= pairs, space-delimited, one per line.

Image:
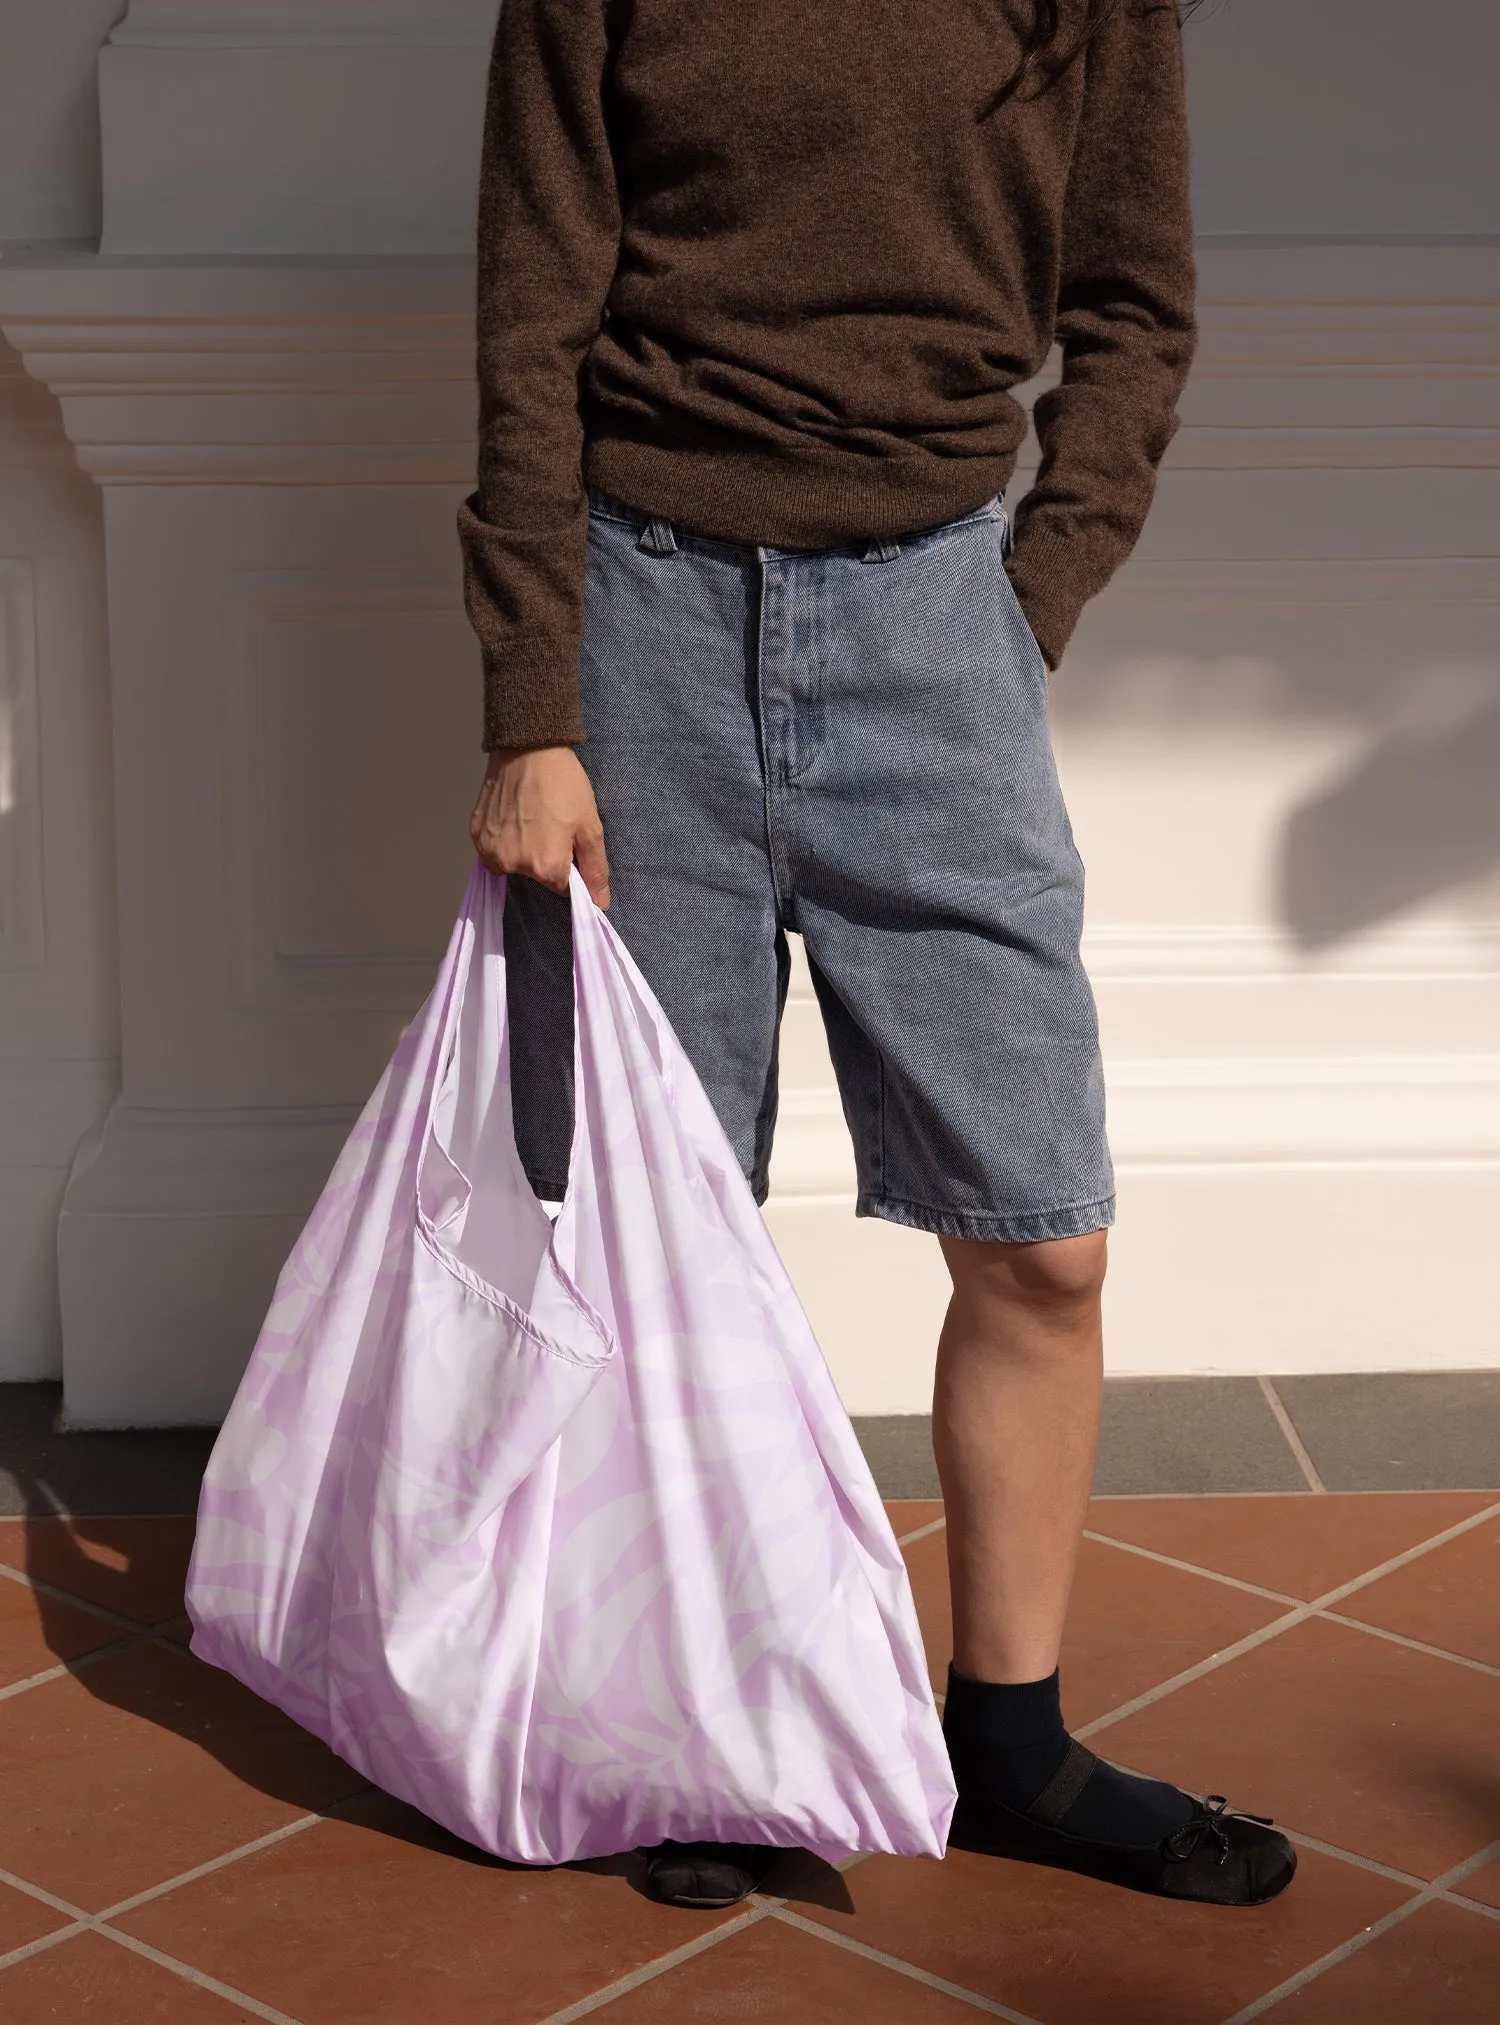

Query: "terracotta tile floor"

xmin=0 ymin=1496 xmax=1497 ymax=2023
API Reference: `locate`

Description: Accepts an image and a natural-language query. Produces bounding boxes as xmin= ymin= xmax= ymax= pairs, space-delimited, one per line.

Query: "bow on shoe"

xmin=1163 ymin=1796 xmax=1274 ymax=1867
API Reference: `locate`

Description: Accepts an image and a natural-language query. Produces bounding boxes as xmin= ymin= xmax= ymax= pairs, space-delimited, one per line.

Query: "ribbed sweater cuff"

xmin=1005 ymin=526 xmax=1091 ymax=673
xmin=481 ymin=653 xmax=588 ymax=753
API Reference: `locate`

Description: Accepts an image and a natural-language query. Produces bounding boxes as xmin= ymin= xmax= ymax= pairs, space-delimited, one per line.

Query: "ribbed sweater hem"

xmin=584 ymin=430 xmax=1023 ymax=551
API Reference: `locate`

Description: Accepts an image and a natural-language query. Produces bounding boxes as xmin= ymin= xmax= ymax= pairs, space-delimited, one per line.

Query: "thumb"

xmin=574 ymin=824 xmax=611 ymax=911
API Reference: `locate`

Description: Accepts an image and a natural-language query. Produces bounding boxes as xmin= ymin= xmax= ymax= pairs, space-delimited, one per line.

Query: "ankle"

xmin=943 ymin=1666 xmax=1069 ymax=1808
xmin=946 ymin=1665 xmax=1062 ymax=1734
xmin=950 ymin=1650 xmax=1063 ymax=1687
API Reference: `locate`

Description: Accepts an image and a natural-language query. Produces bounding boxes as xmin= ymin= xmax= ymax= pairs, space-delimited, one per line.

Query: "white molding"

xmin=1166 ymin=428 xmax=1500 ymax=470
xmin=2 ymin=245 xmax=1499 ymax=478
xmin=223 ymin=567 xmax=474 ymax=1011
xmin=97 ymin=33 xmax=492 ymax=255
xmin=0 ymin=1058 xmax=120 ymax=1169
xmin=0 ymin=348 xmax=75 ymax=474
xmin=0 ymin=1060 xmax=120 ymax=1387
xmin=0 ymin=281 xmax=476 ymax=486
xmin=108 ymin=1 xmax=497 ymax=48
xmin=58 ymin=1100 xmax=358 ymax=1423
xmin=62 ymin=1101 xmax=357 ymax=1214
xmin=785 ymin=921 xmax=1500 ymax=989
xmin=1192 ymin=242 xmax=1500 ymax=306
xmin=766 ymin=1057 xmax=1500 ymax=1202
xmin=1107 ymin=1054 xmax=1500 ymax=1166
xmin=777 ymin=1160 xmax=1500 ymax=1411
xmin=80 ymin=441 xmax=474 ymax=486
xmin=0 ymin=237 xmax=1494 ymax=1413
xmin=1078 ymin=922 xmax=1500 ymax=982
xmin=1092 ymin=557 xmax=1500 ymax=610
xmin=0 ymin=555 xmax=44 ymax=971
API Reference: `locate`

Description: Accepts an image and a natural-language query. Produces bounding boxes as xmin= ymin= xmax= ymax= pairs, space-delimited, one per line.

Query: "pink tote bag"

xmin=185 ymin=864 xmax=954 ymax=1864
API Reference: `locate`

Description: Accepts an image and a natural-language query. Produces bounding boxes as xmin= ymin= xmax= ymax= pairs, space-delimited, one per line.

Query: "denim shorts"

xmin=504 ymin=483 xmax=1114 ymax=1245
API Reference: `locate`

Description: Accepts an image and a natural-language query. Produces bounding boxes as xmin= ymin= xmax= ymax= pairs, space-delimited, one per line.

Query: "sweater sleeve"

xmin=1006 ymin=1 xmax=1197 ymax=671
xmin=459 ymin=0 xmax=622 ymax=751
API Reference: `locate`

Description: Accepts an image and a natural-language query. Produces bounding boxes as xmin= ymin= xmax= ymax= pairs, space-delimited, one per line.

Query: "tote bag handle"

xmin=413 ymin=863 xmax=621 ymax=1366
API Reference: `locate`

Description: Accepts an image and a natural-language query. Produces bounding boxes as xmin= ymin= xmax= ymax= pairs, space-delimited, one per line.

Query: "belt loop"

xmin=993 ymin=490 xmax=1012 ymax=559
xmin=861 ymin=535 xmax=901 ymax=564
xmin=638 ymin=514 xmax=679 ymax=556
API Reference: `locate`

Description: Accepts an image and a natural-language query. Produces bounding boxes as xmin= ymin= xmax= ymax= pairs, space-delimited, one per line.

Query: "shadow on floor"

xmin=6 ymin=1447 xmax=848 ymax=1901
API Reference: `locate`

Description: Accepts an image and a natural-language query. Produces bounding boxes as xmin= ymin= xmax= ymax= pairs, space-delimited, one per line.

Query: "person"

xmin=459 ymin=0 xmax=1296 ymax=1912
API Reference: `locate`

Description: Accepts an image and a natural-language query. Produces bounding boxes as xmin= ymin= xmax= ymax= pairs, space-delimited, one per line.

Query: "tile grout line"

xmin=0 ymin=1866 xmax=100 ymax=1924
xmin=0 ymin=1791 xmax=378 ymax=2003
xmin=0 ymin=1623 xmax=202 ymax=1706
xmin=1274 ymin=1829 xmax=1430 ymax=1890
xmin=1083 ymin=1527 xmax=1500 ymax=1681
xmin=1074 ymin=1604 xmax=1312 ymax=1741
xmin=0 ymin=1865 xmax=308 ymax=2023
xmin=1076 ymin=1497 xmax=1500 ymax=1742
xmin=94 ymin=1927 xmax=308 ymax=2025
xmin=531 ymin=1905 xmax=771 ymax=2025
xmin=0 ymin=1920 xmax=91 ymax=1976
xmin=0 ymin=1658 xmax=80 ymax=1704
xmin=95 ymin=1805 xmax=364 ymax=1921
xmin=2 ymin=1495 xmax=1494 ymax=2018
xmin=1079 ymin=1530 xmax=1302 ymax=1606
xmin=1220 ymin=1837 xmax=1500 ymax=2025
xmin=769 ymin=1904 xmax=1043 ymax=2022
xmin=0 ymin=1557 xmax=164 ymax=1634
xmin=1257 ymin=1376 xmax=1328 ymax=1492
xmin=1088 ymin=1486 xmax=1500 ymax=1501
xmin=1441 ymin=1889 xmax=1500 ymax=1926
xmin=1318 ymin=1609 xmax=1500 ymax=1681
xmin=526 ymin=1853 xmax=886 ymax=2025
xmin=1301 ymin=1497 xmax=1500 ymax=1612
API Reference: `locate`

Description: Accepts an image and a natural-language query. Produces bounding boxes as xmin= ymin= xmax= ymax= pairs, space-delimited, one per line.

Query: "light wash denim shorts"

xmin=505 ymin=483 xmax=1114 ymax=1245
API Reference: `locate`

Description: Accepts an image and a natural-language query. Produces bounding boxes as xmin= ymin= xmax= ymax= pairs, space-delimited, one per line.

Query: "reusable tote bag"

xmin=186 ymin=863 xmax=955 ymax=1865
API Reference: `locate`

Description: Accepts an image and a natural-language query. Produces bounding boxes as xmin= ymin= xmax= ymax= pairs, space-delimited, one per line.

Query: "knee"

xmin=944 ymin=1228 xmax=1108 ymax=1316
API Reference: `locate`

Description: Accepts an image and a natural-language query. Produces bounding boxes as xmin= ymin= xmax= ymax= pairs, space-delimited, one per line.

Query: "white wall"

xmin=1185 ymin=0 xmax=1500 ymax=237
xmin=0 ymin=0 xmax=1496 ymax=1419
xmin=0 ymin=0 xmax=124 ymax=242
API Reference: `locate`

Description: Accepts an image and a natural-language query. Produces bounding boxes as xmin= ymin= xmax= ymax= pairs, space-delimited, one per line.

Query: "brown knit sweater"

xmin=460 ymin=0 xmax=1197 ymax=751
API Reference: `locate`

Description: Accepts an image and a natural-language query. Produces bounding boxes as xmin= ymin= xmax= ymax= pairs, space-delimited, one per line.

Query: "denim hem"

xmin=855 ymin=1190 xmax=1116 ymax=1244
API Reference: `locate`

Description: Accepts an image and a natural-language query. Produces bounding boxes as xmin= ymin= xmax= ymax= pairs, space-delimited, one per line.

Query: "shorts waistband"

xmin=585 ymin=484 xmax=1008 ymax=561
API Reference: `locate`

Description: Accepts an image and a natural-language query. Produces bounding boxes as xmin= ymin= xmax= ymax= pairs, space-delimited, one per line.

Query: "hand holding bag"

xmin=186 ymin=864 xmax=955 ymax=1863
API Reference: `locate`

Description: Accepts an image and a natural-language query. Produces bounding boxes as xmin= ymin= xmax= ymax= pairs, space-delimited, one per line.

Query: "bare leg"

xmin=932 ymin=1231 xmax=1106 ymax=1684
xmin=931 ymin=1226 xmax=1297 ymax=1903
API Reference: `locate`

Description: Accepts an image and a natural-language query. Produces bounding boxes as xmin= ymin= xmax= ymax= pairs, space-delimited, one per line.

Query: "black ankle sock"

xmin=943 ymin=1666 xmax=1194 ymax=1848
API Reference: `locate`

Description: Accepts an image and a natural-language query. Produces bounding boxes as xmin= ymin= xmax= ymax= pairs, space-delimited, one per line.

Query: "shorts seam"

xmin=856 ymin=1190 xmax=1116 ymax=1244
xmin=874 ymin=1049 xmax=888 ymax=1197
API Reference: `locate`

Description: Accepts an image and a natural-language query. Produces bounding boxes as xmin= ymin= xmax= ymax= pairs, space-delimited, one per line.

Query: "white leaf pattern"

xmin=185 ymin=866 xmax=954 ymax=1865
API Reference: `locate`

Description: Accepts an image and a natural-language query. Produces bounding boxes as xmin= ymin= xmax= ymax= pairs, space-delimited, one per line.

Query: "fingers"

xmin=472 ymin=832 xmax=572 ymax=891
xmin=467 ymin=747 xmax=603 ymax=898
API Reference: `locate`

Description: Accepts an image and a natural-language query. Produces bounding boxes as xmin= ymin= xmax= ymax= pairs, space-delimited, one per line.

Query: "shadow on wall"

xmin=1277 ymin=691 xmax=1500 ymax=949
xmin=1054 ymin=616 xmax=1500 ymax=952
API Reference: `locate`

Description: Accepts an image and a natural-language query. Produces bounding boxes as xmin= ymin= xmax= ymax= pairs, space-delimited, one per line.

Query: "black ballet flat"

xmin=947 ymin=1740 xmax=1297 ymax=1907
xmin=642 ymin=1838 xmax=778 ymax=1908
